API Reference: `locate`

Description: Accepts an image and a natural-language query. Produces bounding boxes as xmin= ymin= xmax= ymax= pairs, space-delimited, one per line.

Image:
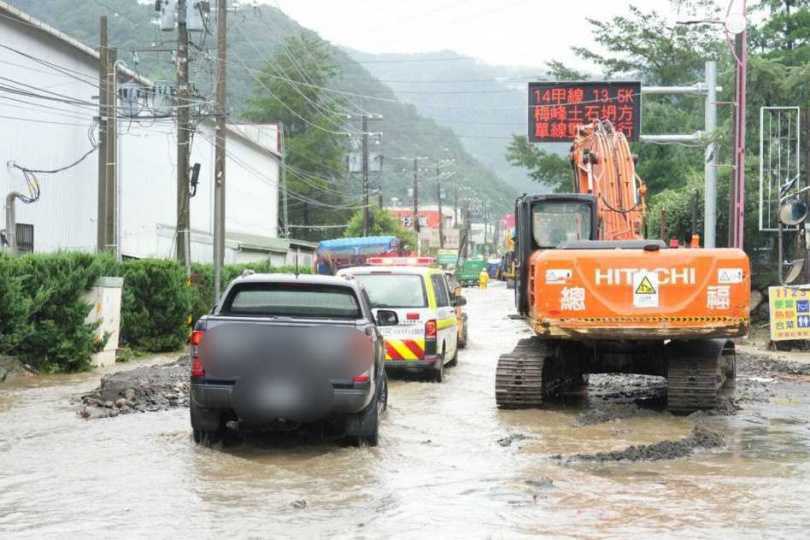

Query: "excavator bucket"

xmin=527 ymin=241 xmax=750 ymax=340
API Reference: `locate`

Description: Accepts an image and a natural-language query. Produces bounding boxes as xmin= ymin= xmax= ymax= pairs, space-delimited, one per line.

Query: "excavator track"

xmin=495 ymin=338 xmax=580 ymax=408
xmin=666 ymin=339 xmax=736 ymax=413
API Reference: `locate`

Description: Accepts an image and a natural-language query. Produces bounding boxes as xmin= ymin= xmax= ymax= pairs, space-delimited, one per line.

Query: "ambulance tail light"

xmin=190 ymin=329 xmax=205 ymax=378
xmin=425 ymin=319 xmax=437 ymax=341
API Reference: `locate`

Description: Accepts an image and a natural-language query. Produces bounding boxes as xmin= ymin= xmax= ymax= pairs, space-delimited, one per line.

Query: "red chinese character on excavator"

xmin=617 ymin=88 xmax=635 ymax=103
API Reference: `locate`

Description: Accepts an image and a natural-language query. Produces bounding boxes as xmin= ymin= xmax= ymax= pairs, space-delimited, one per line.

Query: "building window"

xmin=16 ymin=223 xmax=34 ymax=253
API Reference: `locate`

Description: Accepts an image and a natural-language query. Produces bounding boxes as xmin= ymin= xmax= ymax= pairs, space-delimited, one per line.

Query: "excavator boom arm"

xmin=570 ymin=121 xmax=646 ymax=240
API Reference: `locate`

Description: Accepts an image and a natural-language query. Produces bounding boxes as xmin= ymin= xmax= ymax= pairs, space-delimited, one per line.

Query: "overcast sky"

xmin=263 ymin=0 xmax=714 ymax=68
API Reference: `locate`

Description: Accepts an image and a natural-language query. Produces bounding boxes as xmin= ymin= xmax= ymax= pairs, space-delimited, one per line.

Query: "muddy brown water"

xmin=2 ymin=284 xmax=810 ymax=538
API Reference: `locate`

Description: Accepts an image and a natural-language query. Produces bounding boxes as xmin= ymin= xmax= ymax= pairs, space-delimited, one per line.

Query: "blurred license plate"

xmin=263 ymin=381 xmax=299 ymax=407
xmin=380 ymin=326 xmax=419 ymax=338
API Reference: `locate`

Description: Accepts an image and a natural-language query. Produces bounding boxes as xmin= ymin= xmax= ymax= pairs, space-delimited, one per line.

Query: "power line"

xmin=232 ymin=55 xmax=355 ymax=136
xmin=10 ymin=144 xmax=98 ymax=174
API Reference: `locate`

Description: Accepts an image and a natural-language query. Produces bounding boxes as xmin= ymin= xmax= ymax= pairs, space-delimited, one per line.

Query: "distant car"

xmin=189 ymin=274 xmax=393 ymax=446
xmin=338 ymin=259 xmax=465 ymax=382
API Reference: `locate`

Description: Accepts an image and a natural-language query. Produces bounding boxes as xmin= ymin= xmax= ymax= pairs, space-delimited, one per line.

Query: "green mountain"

xmin=7 ymin=0 xmax=518 ymax=216
xmin=344 ymin=49 xmax=557 ymax=195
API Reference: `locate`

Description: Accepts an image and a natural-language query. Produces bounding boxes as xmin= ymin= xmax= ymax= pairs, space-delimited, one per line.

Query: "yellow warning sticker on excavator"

xmin=635 ymin=276 xmax=656 ymax=294
xmin=632 ymin=271 xmax=659 ymax=308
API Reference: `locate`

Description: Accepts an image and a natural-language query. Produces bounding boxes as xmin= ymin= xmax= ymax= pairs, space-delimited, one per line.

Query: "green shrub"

xmin=118 ymin=259 xmax=191 ymax=353
xmin=0 ymin=255 xmax=30 ymax=354
xmin=12 ymin=252 xmax=115 ymax=372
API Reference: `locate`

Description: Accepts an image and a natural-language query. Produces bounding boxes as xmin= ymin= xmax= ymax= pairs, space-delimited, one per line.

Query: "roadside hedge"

xmin=0 ymin=253 xmax=309 ymax=372
xmin=0 ymin=253 xmax=114 ymax=372
xmin=119 ymin=259 xmax=191 ymax=353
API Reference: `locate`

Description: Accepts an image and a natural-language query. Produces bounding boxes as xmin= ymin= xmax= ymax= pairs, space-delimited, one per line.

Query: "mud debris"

xmin=498 ymin=433 xmax=530 ymax=447
xmin=79 ymin=356 xmax=190 ymax=419
xmin=525 ymin=478 xmax=554 ymax=489
xmin=559 ymin=426 xmax=724 ymax=462
xmin=576 ymin=403 xmax=659 ymax=426
xmin=738 ymin=352 xmax=810 ymax=377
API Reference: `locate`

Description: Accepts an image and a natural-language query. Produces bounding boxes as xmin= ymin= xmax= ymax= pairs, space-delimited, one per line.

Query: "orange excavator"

xmin=495 ymin=121 xmax=750 ymax=412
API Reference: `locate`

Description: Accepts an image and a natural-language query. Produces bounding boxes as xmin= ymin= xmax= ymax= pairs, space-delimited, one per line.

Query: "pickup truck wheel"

xmin=379 ymin=371 xmax=388 ymax=414
xmin=347 ymin=392 xmax=380 ymax=447
xmin=193 ymin=429 xmax=222 ymax=446
xmin=190 ymin=403 xmax=225 ymax=446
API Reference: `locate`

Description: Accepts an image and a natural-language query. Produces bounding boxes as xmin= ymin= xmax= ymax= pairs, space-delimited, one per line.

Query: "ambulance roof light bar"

xmin=367 ymin=256 xmax=435 ymax=266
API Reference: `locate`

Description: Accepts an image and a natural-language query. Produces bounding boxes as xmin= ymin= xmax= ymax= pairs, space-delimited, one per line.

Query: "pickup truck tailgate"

xmin=199 ymin=317 xmax=374 ymax=422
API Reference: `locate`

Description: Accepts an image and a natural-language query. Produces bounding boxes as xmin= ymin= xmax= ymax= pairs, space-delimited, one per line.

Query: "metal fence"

xmin=760 ymin=107 xmax=801 ymax=231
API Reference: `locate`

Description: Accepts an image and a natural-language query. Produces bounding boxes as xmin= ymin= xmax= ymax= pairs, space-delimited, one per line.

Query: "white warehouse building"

xmin=0 ymin=2 xmax=306 ymax=265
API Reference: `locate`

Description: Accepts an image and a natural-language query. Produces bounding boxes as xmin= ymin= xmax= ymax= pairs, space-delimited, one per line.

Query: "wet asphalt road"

xmin=2 ymin=282 xmax=810 ymax=538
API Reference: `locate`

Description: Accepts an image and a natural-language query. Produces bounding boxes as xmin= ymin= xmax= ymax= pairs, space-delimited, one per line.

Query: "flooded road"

xmin=2 ymin=283 xmax=810 ymax=538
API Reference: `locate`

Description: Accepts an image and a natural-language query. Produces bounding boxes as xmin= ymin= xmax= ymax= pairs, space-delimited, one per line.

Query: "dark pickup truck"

xmin=189 ymin=274 xmax=395 ymax=446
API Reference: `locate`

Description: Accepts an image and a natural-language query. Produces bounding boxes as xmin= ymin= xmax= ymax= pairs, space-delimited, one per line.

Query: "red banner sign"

xmin=528 ymin=81 xmax=641 ymax=142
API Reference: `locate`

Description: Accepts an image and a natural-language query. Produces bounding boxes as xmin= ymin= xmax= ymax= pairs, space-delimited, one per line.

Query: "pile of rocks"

xmin=79 ymin=356 xmax=190 ymax=419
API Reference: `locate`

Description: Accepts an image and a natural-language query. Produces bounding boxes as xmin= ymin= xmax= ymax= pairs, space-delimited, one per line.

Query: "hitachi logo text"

xmin=594 ymin=268 xmax=696 ymax=286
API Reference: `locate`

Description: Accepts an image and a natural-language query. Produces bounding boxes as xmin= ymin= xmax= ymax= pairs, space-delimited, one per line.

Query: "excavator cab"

xmin=514 ymin=194 xmax=597 ymax=315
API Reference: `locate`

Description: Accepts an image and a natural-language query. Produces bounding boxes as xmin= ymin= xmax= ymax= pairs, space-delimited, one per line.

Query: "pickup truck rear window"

xmin=222 ymin=283 xmax=361 ymax=319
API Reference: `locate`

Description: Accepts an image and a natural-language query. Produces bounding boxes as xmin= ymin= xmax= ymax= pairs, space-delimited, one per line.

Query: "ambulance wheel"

xmin=432 ymin=350 xmax=445 ymax=383
xmin=447 ymin=343 xmax=459 ymax=367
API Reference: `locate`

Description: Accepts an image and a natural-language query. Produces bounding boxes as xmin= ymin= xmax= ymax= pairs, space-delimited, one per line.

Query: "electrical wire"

xmin=10 ymin=144 xmax=98 ymax=174
xmin=232 ymin=55 xmax=354 ymax=136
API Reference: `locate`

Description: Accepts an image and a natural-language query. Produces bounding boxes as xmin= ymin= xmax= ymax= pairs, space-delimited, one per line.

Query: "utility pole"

xmin=362 ymin=114 xmax=369 ymax=236
xmin=213 ymin=0 xmax=227 ymax=303
xmin=105 ymin=47 xmax=117 ymax=253
xmin=704 ymin=60 xmax=717 ymax=248
xmin=731 ymin=4 xmax=748 ymax=250
xmin=454 ymin=182 xmax=459 ymax=227
xmin=463 ymin=202 xmax=471 ymax=259
xmin=97 ymin=16 xmax=108 ymax=252
xmin=280 ymin=125 xmax=288 ymax=238
xmin=482 ymin=199 xmax=488 ymax=248
xmin=413 ymin=157 xmax=420 ymax=254
xmin=377 ymin=154 xmax=384 ymax=207
xmin=176 ymin=0 xmax=191 ymax=270
xmin=436 ymin=164 xmax=444 ymax=248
